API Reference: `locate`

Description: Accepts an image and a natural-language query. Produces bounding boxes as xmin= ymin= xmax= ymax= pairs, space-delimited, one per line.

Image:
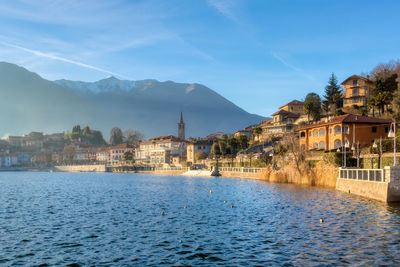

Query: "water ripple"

xmin=0 ymin=172 xmax=400 ymax=265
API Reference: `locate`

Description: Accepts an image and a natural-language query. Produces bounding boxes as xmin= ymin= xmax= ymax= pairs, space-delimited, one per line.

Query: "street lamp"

xmin=343 ymin=138 xmax=349 ymax=168
xmin=388 ymin=119 xmax=396 ymax=166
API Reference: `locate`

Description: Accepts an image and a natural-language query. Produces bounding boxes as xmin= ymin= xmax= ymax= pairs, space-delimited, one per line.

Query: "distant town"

xmin=1 ymin=60 xmax=399 ymax=174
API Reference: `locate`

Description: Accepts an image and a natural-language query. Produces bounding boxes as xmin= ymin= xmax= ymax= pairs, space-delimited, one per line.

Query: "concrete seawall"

xmin=55 ymin=165 xmax=106 ymax=172
xmin=336 ymin=166 xmax=400 ymax=202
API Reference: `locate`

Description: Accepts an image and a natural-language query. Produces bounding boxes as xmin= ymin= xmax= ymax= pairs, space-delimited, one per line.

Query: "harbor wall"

xmin=54 ymin=165 xmax=106 ymax=172
xmin=336 ymin=179 xmax=389 ymax=202
xmin=336 ymin=166 xmax=400 ymax=202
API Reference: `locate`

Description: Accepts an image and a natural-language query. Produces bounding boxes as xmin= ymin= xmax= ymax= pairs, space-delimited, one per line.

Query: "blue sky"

xmin=0 ymin=0 xmax=399 ymax=117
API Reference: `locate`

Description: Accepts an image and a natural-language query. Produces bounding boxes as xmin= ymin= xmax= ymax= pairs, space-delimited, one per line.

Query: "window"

xmin=385 ymin=127 xmax=389 ymax=133
xmin=313 ymin=142 xmax=318 ymax=148
xmin=300 ymin=132 xmax=306 ymax=138
xmin=334 ymin=139 xmax=342 ymax=149
xmin=313 ymin=129 xmax=319 ymax=137
xmin=352 ymin=88 xmax=359 ymax=96
xmin=334 ymin=126 xmax=341 ymax=134
xmin=372 ymin=126 xmax=377 ymax=133
xmin=343 ymin=126 xmax=349 ymax=134
xmin=353 ymin=79 xmax=358 ymax=86
xmin=319 ymin=128 xmax=326 ymax=136
xmin=319 ymin=141 xmax=326 ymax=149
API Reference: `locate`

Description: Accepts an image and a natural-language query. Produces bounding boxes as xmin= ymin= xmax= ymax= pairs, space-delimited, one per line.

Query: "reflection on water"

xmin=0 ymin=172 xmax=400 ymax=265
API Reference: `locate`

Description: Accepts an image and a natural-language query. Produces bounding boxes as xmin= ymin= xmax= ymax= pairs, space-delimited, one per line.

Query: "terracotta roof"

xmin=341 ymin=75 xmax=372 ymax=85
xmin=259 ymin=119 xmax=273 ymax=127
xmin=271 ymin=109 xmax=300 ymax=118
xmin=278 ymin=100 xmax=304 ymax=109
xmin=299 ymin=114 xmax=391 ymax=130
xmin=141 ymin=135 xmax=184 ymax=144
xmin=110 ymin=143 xmax=133 ymax=149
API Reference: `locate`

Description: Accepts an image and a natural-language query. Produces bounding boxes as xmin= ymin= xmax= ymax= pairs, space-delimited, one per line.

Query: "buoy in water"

xmin=320 ymin=218 xmax=324 ymax=223
xmin=231 ymin=204 xmax=234 ymax=208
xmin=184 ymin=206 xmax=187 ymax=209
xmin=209 ymin=189 xmax=213 ymax=194
xmin=161 ymin=211 xmax=165 ymax=216
xmin=224 ymin=200 xmax=227 ymax=203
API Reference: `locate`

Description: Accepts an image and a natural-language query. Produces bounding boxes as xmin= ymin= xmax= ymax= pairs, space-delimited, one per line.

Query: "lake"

xmin=0 ymin=172 xmax=400 ymax=266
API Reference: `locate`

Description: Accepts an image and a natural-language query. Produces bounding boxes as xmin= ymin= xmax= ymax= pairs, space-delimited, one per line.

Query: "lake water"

xmin=1 ymin=172 xmax=400 ymax=266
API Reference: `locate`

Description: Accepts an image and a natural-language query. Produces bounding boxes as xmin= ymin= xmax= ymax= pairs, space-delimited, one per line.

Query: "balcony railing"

xmin=219 ymin=167 xmax=264 ymax=173
xmin=338 ymin=167 xmax=386 ymax=182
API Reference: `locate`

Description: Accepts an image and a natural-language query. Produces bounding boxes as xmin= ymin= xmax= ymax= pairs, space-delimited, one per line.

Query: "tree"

xmin=253 ymin=127 xmax=262 ymax=143
xmin=369 ymin=61 xmax=399 ymax=115
xmin=110 ymin=127 xmax=123 ymax=146
xmin=123 ymin=129 xmax=144 ymax=146
xmin=195 ymin=152 xmax=207 ymax=161
xmin=323 ymin=73 xmax=342 ymax=113
xmin=227 ymin=136 xmax=239 ymax=167
xmin=122 ymin=151 xmax=134 ymax=161
xmin=82 ymin=125 xmax=91 ymax=136
xmin=218 ymin=139 xmax=228 ymax=157
xmin=304 ymin=93 xmax=322 ymax=122
xmin=211 ymin=142 xmax=221 ymax=159
xmin=238 ymin=135 xmax=248 ymax=150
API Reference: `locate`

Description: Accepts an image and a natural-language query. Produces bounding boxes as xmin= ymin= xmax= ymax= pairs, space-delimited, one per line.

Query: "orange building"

xmin=299 ymin=114 xmax=390 ymax=150
xmin=342 ymin=75 xmax=374 ymax=109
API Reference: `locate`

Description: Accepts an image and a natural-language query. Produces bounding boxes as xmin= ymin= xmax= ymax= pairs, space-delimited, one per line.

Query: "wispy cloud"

xmin=271 ymin=52 xmax=316 ymax=81
xmin=207 ymin=0 xmax=237 ymax=21
xmin=0 ymin=41 xmax=129 ymax=79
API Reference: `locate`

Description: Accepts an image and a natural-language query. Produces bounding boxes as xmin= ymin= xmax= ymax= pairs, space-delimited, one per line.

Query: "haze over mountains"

xmin=0 ymin=62 xmax=265 ymax=139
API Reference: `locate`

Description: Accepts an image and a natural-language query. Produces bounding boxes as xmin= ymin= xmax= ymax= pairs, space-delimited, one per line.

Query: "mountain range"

xmin=0 ymin=62 xmax=265 ymax=139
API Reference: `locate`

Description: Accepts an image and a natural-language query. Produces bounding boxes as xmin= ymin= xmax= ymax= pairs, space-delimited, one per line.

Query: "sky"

xmin=0 ymin=0 xmax=399 ymax=117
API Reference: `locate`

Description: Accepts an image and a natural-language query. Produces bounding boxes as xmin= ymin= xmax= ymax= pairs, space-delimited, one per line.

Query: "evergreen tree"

xmin=323 ymin=73 xmax=342 ymax=113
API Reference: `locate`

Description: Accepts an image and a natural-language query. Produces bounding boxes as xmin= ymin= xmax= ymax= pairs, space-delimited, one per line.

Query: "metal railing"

xmin=219 ymin=167 xmax=264 ymax=173
xmin=339 ymin=167 xmax=386 ymax=182
xmin=154 ymin=167 xmax=189 ymax=171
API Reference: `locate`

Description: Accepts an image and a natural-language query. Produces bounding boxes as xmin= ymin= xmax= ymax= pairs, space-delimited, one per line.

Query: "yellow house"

xmin=342 ymin=75 xmax=374 ymax=109
xmin=299 ymin=114 xmax=390 ymax=151
xmin=279 ymin=100 xmax=304 ymax=115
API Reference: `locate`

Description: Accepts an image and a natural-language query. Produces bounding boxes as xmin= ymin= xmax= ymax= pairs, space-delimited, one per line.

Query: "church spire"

xmin=178 ymin=112 xmax=185 ymax=140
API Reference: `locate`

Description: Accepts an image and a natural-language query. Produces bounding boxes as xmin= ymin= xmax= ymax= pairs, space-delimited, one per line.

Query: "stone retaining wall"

xmin=220 ymin=171 xmax=261 ymax=180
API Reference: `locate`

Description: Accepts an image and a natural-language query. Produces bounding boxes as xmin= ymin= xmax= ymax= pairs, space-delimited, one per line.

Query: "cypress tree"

xmin=323 ymin=73 xmax=342 ymax=112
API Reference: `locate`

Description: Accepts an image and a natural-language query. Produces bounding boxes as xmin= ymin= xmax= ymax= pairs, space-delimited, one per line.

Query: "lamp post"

xmin=344 ymin=138 xmax=349 ymax=168
xmin=388 ymin=119 xmax=396 ymax=166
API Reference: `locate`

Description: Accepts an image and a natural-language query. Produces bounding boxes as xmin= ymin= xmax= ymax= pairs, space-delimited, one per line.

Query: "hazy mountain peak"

xmin=0 ymin=62 xmax=265 ymax=138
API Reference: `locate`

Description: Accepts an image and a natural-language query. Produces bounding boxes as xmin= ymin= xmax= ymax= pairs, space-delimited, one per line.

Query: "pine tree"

xmin=323 ymin=73 xmax=342 ymax=113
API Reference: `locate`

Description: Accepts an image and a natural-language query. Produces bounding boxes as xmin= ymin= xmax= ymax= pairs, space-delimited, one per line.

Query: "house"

xmin=260 ymin=100 xmax=304 ymax=140
xmin=135 ymin=135 xmax=186 ymax=165
xmin=16 ymin=153 xmax=33 ymax=165
xmin=342 ymin=75 xmax=374 ymax=109
xmin=109 ymin=143 xmax=134 ymax=165
xmin=96 ymin=148 xmax=110 ymax=163
xmin=278 ymin=100 xmax=304 ymax=115
xmin=299 ymin=114 xmax=391 ymax=151
xmin=261 ymin=110 xmax=300 ymax=138
xmin=186 ymin=140 xmax=213 ymax=164
xmin=233 ymin=130 xmax=252 ymax=140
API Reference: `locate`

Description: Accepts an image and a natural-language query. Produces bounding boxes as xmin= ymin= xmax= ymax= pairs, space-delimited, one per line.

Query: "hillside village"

xmin=1 ymin=61 xmax=400 ymax=170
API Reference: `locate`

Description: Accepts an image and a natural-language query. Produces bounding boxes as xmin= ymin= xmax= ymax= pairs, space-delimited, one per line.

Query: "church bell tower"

xmin=178 ymin=112 xmax=185 ymax=140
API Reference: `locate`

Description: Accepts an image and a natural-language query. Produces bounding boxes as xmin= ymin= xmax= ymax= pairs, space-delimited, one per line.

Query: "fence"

xmin=219 ymin=167 xmax=264 ymax=174
xmin=154 ymin=167 xmax=189 ymax=171
xmin=339 ymin=167 xmax=386 ymax=182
